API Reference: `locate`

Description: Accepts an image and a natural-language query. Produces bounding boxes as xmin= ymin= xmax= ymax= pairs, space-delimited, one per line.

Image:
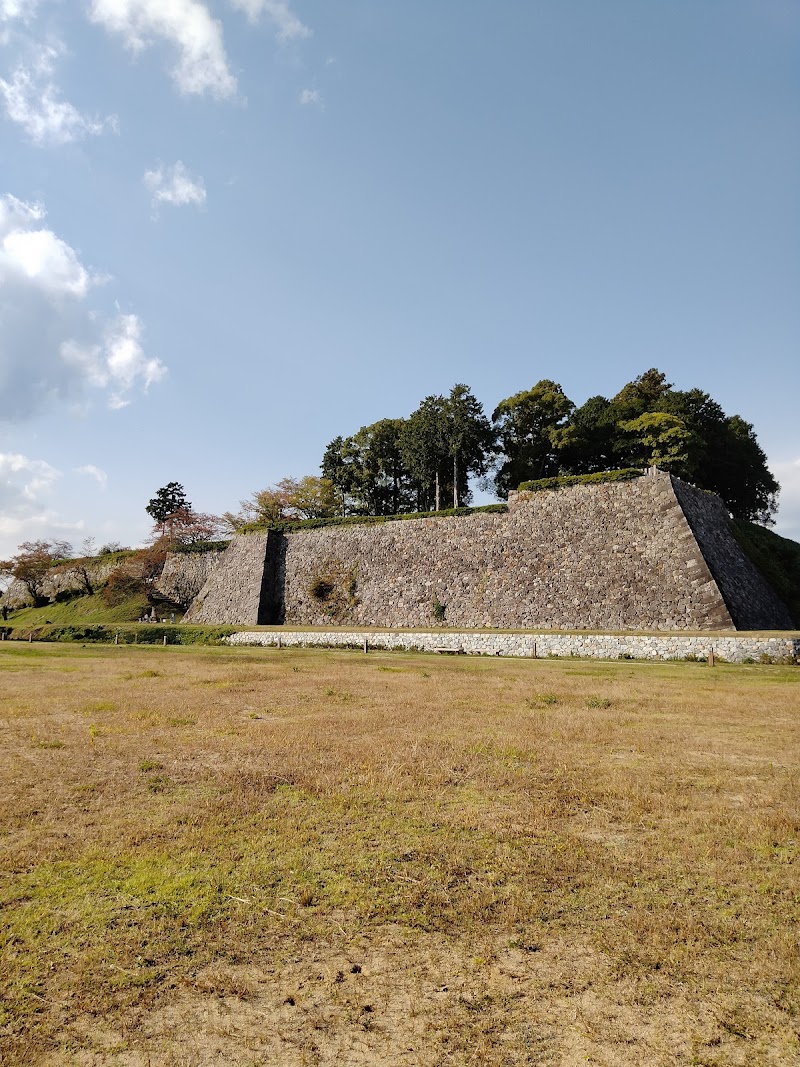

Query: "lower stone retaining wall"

xmin=226 ymin=629 xmax=799 ymax=664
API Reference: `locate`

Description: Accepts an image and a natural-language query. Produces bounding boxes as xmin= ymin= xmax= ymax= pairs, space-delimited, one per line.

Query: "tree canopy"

xmin=320 ymin=370 xmax=779 ymax=524
xmin=146 ymin=482 xmax=191 ymax=524
xmin=0 ymin=539 xmax=74 ymax=605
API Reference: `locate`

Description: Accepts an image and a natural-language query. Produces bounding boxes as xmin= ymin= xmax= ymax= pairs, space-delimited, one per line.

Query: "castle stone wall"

xmin=671 ymin=479 xmax=794 ymax=629
xmin=155 ymin=550 xmax=224 ymax=609
xmin=183 ymin=470 xmax=794 ymax=631
xmin=183 ymin=533 xmax=271 ymax=624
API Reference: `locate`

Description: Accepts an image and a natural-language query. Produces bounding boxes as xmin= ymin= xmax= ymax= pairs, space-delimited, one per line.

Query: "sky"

xmin=1 ymin=0 xmax=799 ymax=558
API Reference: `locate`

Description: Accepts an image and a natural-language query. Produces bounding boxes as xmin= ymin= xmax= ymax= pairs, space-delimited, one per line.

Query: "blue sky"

xmin=1 ymin=0 xmax=798 ymax=557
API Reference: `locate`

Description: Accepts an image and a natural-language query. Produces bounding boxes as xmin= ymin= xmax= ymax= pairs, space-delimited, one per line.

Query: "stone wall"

xmin=671 ymin=479 xmax=794 ymax=629
xmin=2 ymin=556 xmax=122 ymax=608
xmin=227 ymin=629 xmax=800 ymax=664
xmin=186 ymin=470 xmax=794 ymax=631
xmin=155 ymin=550 xmax=224 ymax=609
xmin=183 ymin=533 xmax=272 ymax=624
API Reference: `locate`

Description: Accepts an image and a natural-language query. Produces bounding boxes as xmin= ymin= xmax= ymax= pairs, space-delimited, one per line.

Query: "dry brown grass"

xmin=0 ymin=641 xmax=798 ymax=1066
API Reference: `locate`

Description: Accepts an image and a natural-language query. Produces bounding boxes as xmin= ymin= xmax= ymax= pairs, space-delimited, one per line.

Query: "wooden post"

xmin=28 ymin=633 xmax=32 ymax=643
xmin=277 ymin=634 xmax=281 ymax=650
xmin=163 ymin=635 xmax=167 ymax=646
xmin=709 ymin=647 xmax=715 ymax=667
xmin=363 ymin=637 xmax=368 ymax=654
xmin=532 ymin=641 xmax=537 ymax=659
xmin=114 ymin=633 xmax=119 ymax=645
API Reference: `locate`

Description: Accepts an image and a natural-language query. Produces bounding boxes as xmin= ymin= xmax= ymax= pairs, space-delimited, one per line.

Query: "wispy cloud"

xmin=0 ymin=192 xmax=166 ymax=418
xmin=75 ymin=464 xmax=108 ymax=489
xmin=0 ymin=40 xmax=115 ymax=144
xmin=88 ymin=0 xmax=236 ymax=98
xmin=62 ymin=314 xmax=166 ymax=410
xmin=144 ymin=161 xmax=207 ymax=210
xmin=299 ymin=88 xmax=321 ymax=107
xmin=229 ymin=0 xmax=310 ymax=41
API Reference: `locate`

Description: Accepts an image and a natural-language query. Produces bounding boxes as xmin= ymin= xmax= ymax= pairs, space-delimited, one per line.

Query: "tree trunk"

xmin=435 ymin=469 xmax=440 ymax=512
xmin=453 ymin=453 xmax=459 ymax=508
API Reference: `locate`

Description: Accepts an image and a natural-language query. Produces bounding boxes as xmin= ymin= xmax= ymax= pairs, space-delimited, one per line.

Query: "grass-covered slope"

xmin=732 ymin=520 xmax=800 ymax=627
xmin=5 ymin=590 xmax=150 ymax=629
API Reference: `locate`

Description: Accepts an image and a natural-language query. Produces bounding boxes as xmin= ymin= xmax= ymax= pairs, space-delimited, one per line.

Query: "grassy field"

xmin=0 ymin=642 xmax=798 ymax=1066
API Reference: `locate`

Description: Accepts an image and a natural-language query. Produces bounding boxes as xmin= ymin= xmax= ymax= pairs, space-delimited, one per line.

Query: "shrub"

xmin=237 ymin=502 xmax=509 ymax=536
xmin=310 ymin=576 xmax=336 ymax=601
xmin=517 ymin=469 xmax=644 ymax=493
xmin=102 ymin=571 xmax=146 ymax=606
xmin=431 ymin=598 xmax=446 ymax=623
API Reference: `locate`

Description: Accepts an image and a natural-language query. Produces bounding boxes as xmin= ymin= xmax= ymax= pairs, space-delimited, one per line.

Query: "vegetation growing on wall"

xmin=517 ymin=469 xmax=644 ymax=493
xmin=238 ymin=502 xmax=509 ymax=535
xmin=731 ymin=521 xmax=800 ymax=626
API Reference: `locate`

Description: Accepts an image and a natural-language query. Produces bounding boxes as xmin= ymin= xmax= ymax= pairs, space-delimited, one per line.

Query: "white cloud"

xmin=88 ymin=0 xmax=236 ymax=97
xmin=772 ymin=457 xmax=800 ymax=543
xmin=0 ymin=452 xmax=62 ymax=556
xmin=62 ymin=314 xmax=166 ymax=410
xmin=0 ymin=1 xmax=38 ymax=22
xmin=144 ymin=160 xmax=206 ymax=209
xmin=0 ymin=452 xmax=59 ymax=499
xmin=0 ymin=192 xmax=167 ymax=418
xmin=0 ymin=197 xmax=95 ymax=296
xmin=0 ymin=40 xmax=114 ymax=145
xmin=75 ymin=464 xmax=108 ymax=489
xmin=298 ymin=88 xmax=320 ymax=106
xmin=229 ymin=0 xmax=310 ymax=41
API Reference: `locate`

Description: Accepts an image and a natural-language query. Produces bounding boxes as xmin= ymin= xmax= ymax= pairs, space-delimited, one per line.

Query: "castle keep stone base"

xmin=183 ymin=470 xmax=794 ymax=631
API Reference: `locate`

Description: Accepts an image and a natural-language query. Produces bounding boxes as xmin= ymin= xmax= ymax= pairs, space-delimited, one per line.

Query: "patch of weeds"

xmin=84 ymin=700 xmax=117 ymax=713
xmin=139 ymin=669 xmax=162 ymax=678
xmin=166 ymin=716 xmax=196 ymax=727
xmin=138 ymin=759 xmax=163 ymax=773
xmin=309 ymin=576 xmax=336 ymax=601
xmin=587 ymin=697 xmax=613 ymax=709
xmin=147 ymin=774 xmax=171 ymax=793
xmin=35 ymin=739 xmax=64 ymax=749
xmin=526 ymin=693 xmax=559 ymax=708
xmin=323 ymin=687 xmax=351 ymax=702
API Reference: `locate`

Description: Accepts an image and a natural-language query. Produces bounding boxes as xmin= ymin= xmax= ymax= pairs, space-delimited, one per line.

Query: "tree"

xmin=492 ymin=380 xmax=575 ymax=497
xmin=0 ymin=539 xmax=73 ymax=606
xmin=323 ymin=420 xmax=417 ymax=516
xmin=224 ymin=477 xmax=338 ymax=530
xmin=444 ymin=384 xmax=495 ymax=507
xmin=621 ymin=411 xmax=697 ymax=475
xmin=149 ymin=507 xmax=225 ymax=549
xmin=146 ymin=482 xmax=191 ymax=523
xmin=553 ymin=395 xmax=619 ymax=473
xmin=400 ymin=395 xmax=450 ymax=511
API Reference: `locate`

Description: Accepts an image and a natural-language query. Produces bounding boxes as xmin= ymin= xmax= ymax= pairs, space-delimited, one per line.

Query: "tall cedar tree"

xmin=146 ymin=482 xmax=191 ymax=524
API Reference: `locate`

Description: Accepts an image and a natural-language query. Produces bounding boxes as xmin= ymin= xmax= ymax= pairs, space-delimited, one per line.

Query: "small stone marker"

xmin=708 ymin=647 xmax=715 ymax=667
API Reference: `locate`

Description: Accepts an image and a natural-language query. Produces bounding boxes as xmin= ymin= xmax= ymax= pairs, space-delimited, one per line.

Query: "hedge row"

xmin=171 ymin=540 xmax=230 ymax=554
xmin=239 ymin=502 xmax=509 ymax=535
xmin=516 ymin=469 xmax=644 ymax=493
xmin=1 ymin=624 xmax=238 ymax=645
